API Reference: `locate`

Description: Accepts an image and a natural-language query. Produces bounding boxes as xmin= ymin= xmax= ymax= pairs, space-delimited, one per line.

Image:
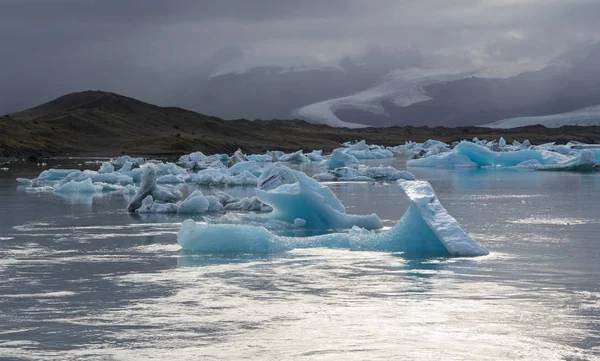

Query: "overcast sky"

xmin=1 ymin=0 xmax=599 ymax=113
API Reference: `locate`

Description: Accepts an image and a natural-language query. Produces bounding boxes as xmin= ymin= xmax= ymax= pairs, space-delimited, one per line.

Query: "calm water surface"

xmin=0 ymin=156 xmax=598 ymax=360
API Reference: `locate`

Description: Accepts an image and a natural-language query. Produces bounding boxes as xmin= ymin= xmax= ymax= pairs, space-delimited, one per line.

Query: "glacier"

xmin=294 ymin=68 xmax=475 ymax=128
xmin=177 ymin=180 xmax=488 ymax=257
xmin=484 ymin=104 xmax=600 ymax=128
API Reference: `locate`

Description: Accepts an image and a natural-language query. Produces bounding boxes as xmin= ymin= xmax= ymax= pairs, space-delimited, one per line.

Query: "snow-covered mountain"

xmin=293 ymin=68 xmax=474 ymax=128
xmin=293 ymin=40 xmax=600 ymax=128
xmin=484 ymin=105 xmax=600 ymax=128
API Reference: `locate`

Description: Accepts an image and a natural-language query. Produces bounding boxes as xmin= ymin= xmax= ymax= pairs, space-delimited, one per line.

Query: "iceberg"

xmin=54 ymin=178 xmax=100 ymax=194
xmin=157 ymin=174 xmax=188 ymax=183
xmin=227 ymin=161 xmax=263 ymax=177
xmin=189 ymin=170 xmax=258 ymax=186
xmin=137 ymin=190 xmax=223 ymax=214
xmin=319 ymin=148 xmax=360 ymax=170
xmin=363 ymin=166 xmax=416 ymax=181
xmin=306 ymin=150 xmax=326 ymax=162
xmin=407 ymin=153 xmax=477 ymax=168
xmin=313 ymin=166 xmax=415 ymax=182
xmin=525 ymin=149 xmax=597 ymax=172
xmin=257 ymin=163 xmax=299 ymax=191
xmin=127 ymin=166 xmax=182 ymax=212
xmin=389 ymin=139 xmax=451 ymax=159
xmin=98 ymin=161 xmax=115 ymax=174
xmin=223 ymin=196 xmax=272 ymax=212
xmin=278 ymin=150 xmax=310 ymax=163
xmin=33 ymin=169 xmax=82 ymax=183
xmin=345 ymin=140 xmax=393 ymax=159
xmin=178 ymin=191 xmax=223 ymax=214
xmin=256 ymin=164 xmax=382 ymax=230
xmin=409 ymin=141 xmax=570 ymax=168
xmin=177 ymin=180 xmax=488 ymax=257
xmin=313 ymin=167 xmax=373 ymax=182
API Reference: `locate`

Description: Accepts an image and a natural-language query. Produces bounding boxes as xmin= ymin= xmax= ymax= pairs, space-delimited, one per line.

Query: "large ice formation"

xmin=256 ymin=163 xmax=382 ymax=229
xmin=319 ymin=148 xmax=360 ymax=170
xmin=177 ymin=180 xmax=488 ymax=257
xmin=127 ymin=166 xmax=182 ymax=212
xmin=408 ymin=141 xmax=572 ymax=168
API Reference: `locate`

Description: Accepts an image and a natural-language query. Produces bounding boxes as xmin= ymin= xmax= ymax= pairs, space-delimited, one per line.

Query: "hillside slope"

xmin=2 ymin=90 xmax=600 ymax=158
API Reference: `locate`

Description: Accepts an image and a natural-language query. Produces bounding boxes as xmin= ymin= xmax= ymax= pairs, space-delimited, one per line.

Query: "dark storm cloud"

xmin=0 ymin=0 xmax=599 ymax=113
xmin=0 ymin=0 xmax=354 ymax=22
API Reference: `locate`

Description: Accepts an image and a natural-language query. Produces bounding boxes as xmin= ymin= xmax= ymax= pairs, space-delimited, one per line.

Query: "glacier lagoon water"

xmin=0 ymin=156 xmax=599 ymax=360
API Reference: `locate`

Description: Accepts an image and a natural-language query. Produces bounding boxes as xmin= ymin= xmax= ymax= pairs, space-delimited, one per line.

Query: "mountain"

xmin=167 ymin=46 xmax=425 ymax=120
xmin=3 ymin=90 xmax=600 ymax=159
xmin=1 ymin=90 xmax=357 ymax=156
xmin=484 ymin=105 xmax=600 ymax=128
xmin=297 ymin=41 xmax=600 ymax=128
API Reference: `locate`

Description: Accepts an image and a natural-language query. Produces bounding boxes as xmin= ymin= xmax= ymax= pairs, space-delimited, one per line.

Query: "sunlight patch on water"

xmin=507 ymin=217 xmax=593 ymax=225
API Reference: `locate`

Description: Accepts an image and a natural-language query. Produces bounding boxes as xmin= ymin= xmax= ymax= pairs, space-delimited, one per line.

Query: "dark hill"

xmin=2 ymin=90 xmax=600 ymax=158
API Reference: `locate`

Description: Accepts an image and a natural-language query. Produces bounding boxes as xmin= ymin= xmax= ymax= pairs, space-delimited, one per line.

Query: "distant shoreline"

xmin=3 ymin=90 xmax=600 ymax=159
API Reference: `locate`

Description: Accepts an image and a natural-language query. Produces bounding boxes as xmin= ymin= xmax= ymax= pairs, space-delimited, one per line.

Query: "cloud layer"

xmin=1 ymin=0 xmax=599 ymax=113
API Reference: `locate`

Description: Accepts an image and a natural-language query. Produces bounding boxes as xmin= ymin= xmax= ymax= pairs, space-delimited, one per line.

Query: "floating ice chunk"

xmin=16 ymin=178 xmax=32 ymax=185
xmin=224 ymin=196 xmax=272 ymax=212
xmin=137 ymin=195 xmax=179 ymax=213
xmin=256 ymin=164 xmax=382 ymax=229
xmin=278 ymin=150 xmax=310 ymax=163
xmin=214 ymin=191 xmax=239 ymax=206
xmin=246 ymin=153 xmax=272 ymax=162
xmin=34 ymin=169 xmax=82 ymax=183
xmin=313 ymin=167 xmax=372 ymax=182
xmin=345 ymin=140 xmax=393 ymax=159
xmin=117 ymin=160 xmax=133 ymax=173
xmin=112 ymin=155 xmax=145 ymax=169
xmin=177 ymin=191 xmax=223 ymax=214
xmin=155 ymin=162 xmax=188 ymax=176
xmin=306 ymin=150 xmax=325 ymax=161
xmin=363 ymin=166 xmax=415 ymax=181
xmin=499 ymin=137 xmax=506 ymax=148
xmin=314 ymin=165 xmax=416 ymax=182
xmin=392 ymin=180 xmax=488 ymax=256
xmin=25 ymin=185 xmax=55 ymax=193
xmin=54 ymin=178 xmax=100 ymax=194
xmin=98 ymin=162 xmax=114 ymax=174
xmin=178 ymin=220 xmax=289 ymax=253
xmin=177 ymin=180 xmax=488 ymax=257
xmin=179 ymin=151 xmax=206 ymax=164
xmin=227 ymin=161 xmax=262 ymax=177
xmin=190 ymin=170 xmax=258 ymax=186
xmin=453 ymin=141 xmax=569 ymax=167
xmin=127 ymin=166 xmax=182 ymax=212
xmin=410 ymin=141 xmax=571 ymax=168
xmin=407 ymin=153 xmax=477 ymax=168
xmin=177 ymin=191 xmax=210 ymax=213
xmin=319 ymin=148 xmax=360 ymax=170
xmin=231 ymin=149 xmax=248 ymax=164
xmin=526 ymin=149 xmax=597 ymax=172
xmin=66 ymin=171 xmax=134 ymax=185
xmin=157 ymin=174 xmax=188 ymax=183
xmin=257 ymin=163 xmax=299 ymax=191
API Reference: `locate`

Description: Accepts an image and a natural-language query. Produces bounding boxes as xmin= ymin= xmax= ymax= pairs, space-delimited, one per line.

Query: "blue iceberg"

xmin=177 ymin=180 xmax=489 ymax=257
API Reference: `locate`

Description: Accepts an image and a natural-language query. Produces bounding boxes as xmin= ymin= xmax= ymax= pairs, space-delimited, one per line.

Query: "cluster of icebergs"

xmin=391 ymin=137 xmax=599 ymax=172
xmin=16 ymin=141 xmax=492 ymax=258
xmin=18 ymin=136 xmax=600 ymax=257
